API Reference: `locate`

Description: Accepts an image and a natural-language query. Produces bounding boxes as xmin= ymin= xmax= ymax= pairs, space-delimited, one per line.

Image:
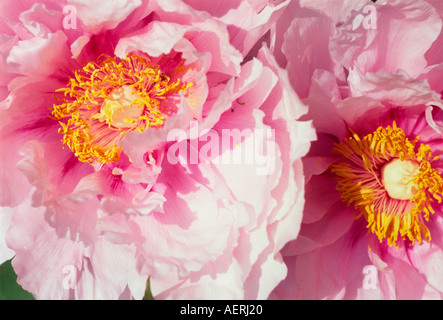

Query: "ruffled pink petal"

xmin=115 ymin=21 xmax=191 ymax=59
xmin=303 ymin=174 xmax=341 ymax=224
xmin=0 ymin=133 xmax=33 ymax=207
xmin=206 ymin=46 xmax=315 ymax=299
xmin=16 ymin=140 xmax=94 ymax=207
xmin=67 ymin=0 xmax=142 ymax=34
xmin=302 ymin=134 xmax=337 ymax=183
xmin=71 ymin=154 xmax=156 ymax=205
xmin=280 ymin=7 xmax=336 ymax=99
xmin=424 ymin=0 xmax=443 ymax=65
xmin=334 ymin=69 xmax=441 ymax=133
xmin=331 ymin=0 xmax=442 ymax=78
xmin=221 ymin=0 xmax=290 ymax=57
xmin=6 ymin=199 xmax=87 ymax=299
xmin=0 ymin=35 xmax=18 ymax=99
xmin=368 ymin=237 xmax=443 ymax=299
xmin=152 ymin=269 xmax=242 ymax=299
xmin=7 ymin=30 xmax=72 ymax=76
xmin=0 ymin=74 xmax=70 ymax=207
xmin=272 ymin=224 xmax=372 ymax=300
xmin=17 ymin=3 xmax=66 ymax=38
xmin=256 ymin=46 xmax=315 ymax=248
xmin=0 ymin=0 xmax=64 ymax=35
xmin=115 ymin=19 xmax=242 ymax=76
xmin=419 ymin=62 xmax=443 ymax=95
xmin=7 ymin=196 xmax=146 ymax=299
xmin=133 ymin=179 xmax=238 ymax=281
xmin=182 ymin=0 xmax=242 ymax=18
xmin=405 ymin=214 xmax=443 ymax=293
xmin=86 ymin=238 xmax=147 ymax=299
xmin=185 ymin=21 xmax=242 ymax=76
xmin=284 ymin=202 xmax=357 ymax=257
xmin=348 ymin=68 xmax=441 ymax=107
xmin=298 ymin=0 xmax=369 ymax=24
xmin=301 ymin=70 xmax=346 ymax=139
xmin=243 ymin=241 xmax=288 ymax=299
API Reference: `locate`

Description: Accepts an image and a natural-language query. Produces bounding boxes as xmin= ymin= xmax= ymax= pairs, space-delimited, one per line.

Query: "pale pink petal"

xmin=120 ymin=97 xmax=194 ymax=167
xmin=303 ymin=174 xmax=341 ymax=224
xmin=257 ymin=46 xmax=315 ymax=249
xmin=0 ymin=207 xmax=14 ymax=264
xmin=115 ymin=19 xmax=242 ymax=76
xmin=331 ymin=0 xmax=442 ymax=78
xmin=301 ymin=69 xmax=347 ymax=139
xmin=185 ymin=21 xmax=242 ymax=76
xmin=87 ymin=238 xmax=147 ymax=300
xmin=115 ymin=21 xmax=190 ymax=58
xmin=291 ymin=203 xmax=357 ymax=256
xmin=424 ymin=0 xmax=443 ymax=65
xmin=244 ymin=244 xmax=288 ymax=299
xmin=406 ymin=217 xmax=443 ymax=293
xmin=182 ymin=0 xmax=242 ymax=18
xmin=368 ymin=237 xmax=443 ymax=299
xmin=222 ymin=0 xmax=290 ymax=57
xmin=0 ymin=132 xmax=33 ymax=207
xmin=16 ymin=140 xmax=94 ymax=206
xmin=281 ymin=7 xmax=336 ymax=99
xmin=153 ymin=270 xmax=242 ymax=300
xmin=18 ymin=3 xmax=65 ymax=38
xmin=6 ymin=200 xmax=87 ymax=299
xmin=273 ymin=226 xmax=372 ymax=300
xmin=7 ymin=30 xmax=72 ymax=76
xmin=348 ymin=68 xmax=441 ymax=107
xmin=302 ymin=134 xmax=337 ymax=183
xmin=298 ymin=0 xmax=370 ymax=24
xmin=67 ymin=0 xmax=142 ymax=34
xmin=6 ymin=194 xmax=146 ymax=299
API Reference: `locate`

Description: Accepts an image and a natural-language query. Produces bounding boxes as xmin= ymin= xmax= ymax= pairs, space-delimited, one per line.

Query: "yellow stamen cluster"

xmin=51 ymin=53 xmax=193 ymax=164
xmin=330 ymin=122 xmax=443 ymax=246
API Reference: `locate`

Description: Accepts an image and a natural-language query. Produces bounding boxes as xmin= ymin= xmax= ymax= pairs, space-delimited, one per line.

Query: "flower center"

xmin=93 ymin=85 xmax=145 ymax=129
xmin=51 ymin=53 xmax=193 ymax=164
xmin=330 ymin=122 xmax=443 ymax=246
xmin=381 ymin=159 xmax=419 ymax=200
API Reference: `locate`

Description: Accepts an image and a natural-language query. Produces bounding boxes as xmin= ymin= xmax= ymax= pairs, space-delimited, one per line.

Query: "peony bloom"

xmin=271 ymin=0 xmax=443 ymax=299
xmin=0 ymin=0 xmax=314 ymax=299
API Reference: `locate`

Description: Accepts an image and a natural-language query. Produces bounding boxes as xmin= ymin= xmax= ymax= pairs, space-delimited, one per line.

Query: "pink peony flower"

xmin=271 ymin=0 xmax=443 ymax=299
xmin=0 ymin=0 xmax=314 ymax=299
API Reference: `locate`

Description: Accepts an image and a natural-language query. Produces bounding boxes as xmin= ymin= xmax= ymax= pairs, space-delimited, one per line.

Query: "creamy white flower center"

xmin=381 ymin=158 xmax=419 ymax=200
xmin=94 ymin=85 xmax=145 ymax=129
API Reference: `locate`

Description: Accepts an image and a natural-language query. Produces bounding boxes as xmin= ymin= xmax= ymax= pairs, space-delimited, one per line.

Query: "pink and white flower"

xmin=0 ymin=0 xmax=314 ymax=299
xmin=271 ymin=0 xmax=443 ymax=299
